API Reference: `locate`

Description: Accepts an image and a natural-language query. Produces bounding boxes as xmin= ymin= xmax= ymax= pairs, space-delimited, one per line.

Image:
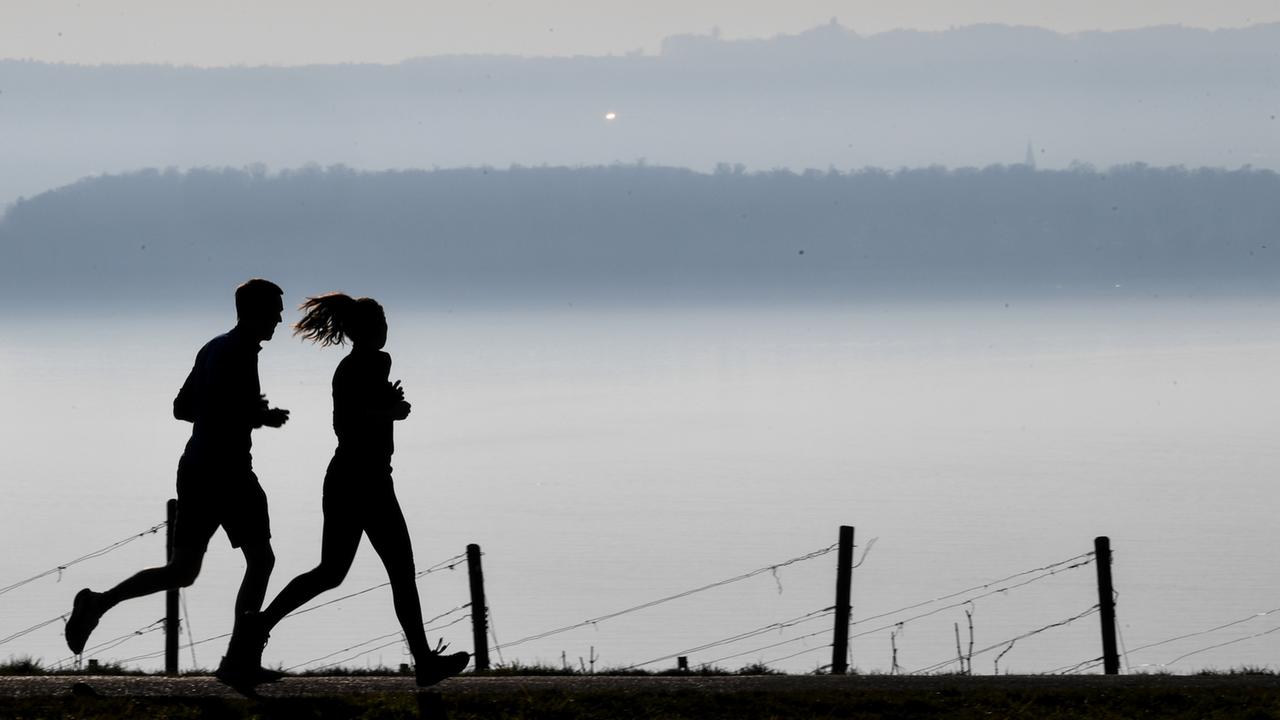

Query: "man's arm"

xmin=258 ymin=398 xmax=290 ymax=428
xmin=172 ymin=352 xmax=203 ymax=422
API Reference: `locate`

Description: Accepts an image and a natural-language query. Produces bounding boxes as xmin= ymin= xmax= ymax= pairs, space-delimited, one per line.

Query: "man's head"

xmin=235 ymin=278 xmax=285 ymax=342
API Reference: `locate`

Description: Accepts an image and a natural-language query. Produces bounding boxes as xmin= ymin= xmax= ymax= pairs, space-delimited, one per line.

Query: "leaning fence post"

xmin=831 ymin=525 xmax=855 ymax=674
xmin=466 ymin=543 xmax=490 ymax=671
xmin=165 ymin=499 xmax=179 ymax=675
xmin=1094 ymin=536 xmax=1120 ymax=674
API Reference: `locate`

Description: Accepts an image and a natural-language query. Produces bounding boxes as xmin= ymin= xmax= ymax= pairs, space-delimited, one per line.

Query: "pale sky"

xmin=4 ymin=0 xmax=1280 ymax=66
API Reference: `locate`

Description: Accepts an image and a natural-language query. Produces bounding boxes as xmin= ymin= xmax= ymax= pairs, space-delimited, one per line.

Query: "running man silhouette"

xmin=64 ymin=279 xmax=290 ymax=689
xmin=249 ymin=293 xmax=469 ymax=686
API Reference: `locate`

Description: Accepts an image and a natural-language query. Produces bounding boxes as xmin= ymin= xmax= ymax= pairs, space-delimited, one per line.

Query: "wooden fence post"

xmin=1094 ymin=536 xmax=1120 ymax=674
xmin=165 ymin=499 xmax=179 ymax=675
xmin=831 ymin=525 xmax=855 ymax=674
xmin=467 ymin=543 xmax=490 ymax=671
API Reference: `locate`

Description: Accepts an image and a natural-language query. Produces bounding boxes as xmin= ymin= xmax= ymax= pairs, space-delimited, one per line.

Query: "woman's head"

xmin=295 ymin=293 xmax=386 ymax=349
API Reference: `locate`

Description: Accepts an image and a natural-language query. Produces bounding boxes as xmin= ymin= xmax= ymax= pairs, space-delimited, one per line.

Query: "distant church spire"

xmin=1024 ymin=139 xmax=1036 ymax=169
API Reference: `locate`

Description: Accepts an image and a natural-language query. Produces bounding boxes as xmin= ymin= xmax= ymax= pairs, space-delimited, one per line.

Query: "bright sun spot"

xmin=604 ymin=111 xmax=617 ymax=121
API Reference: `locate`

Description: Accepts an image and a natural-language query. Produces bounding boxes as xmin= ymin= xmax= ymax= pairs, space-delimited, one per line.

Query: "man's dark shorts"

xmin=173 ymin=454 xmax=271 ymax=551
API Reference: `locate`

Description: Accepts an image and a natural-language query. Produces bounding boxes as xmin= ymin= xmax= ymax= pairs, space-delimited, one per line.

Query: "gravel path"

xmin=4 ymin=673 xmax=1280 ymax=699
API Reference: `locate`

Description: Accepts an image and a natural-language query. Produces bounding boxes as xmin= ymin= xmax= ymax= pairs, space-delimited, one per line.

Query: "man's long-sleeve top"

xmin=173 ymin=326 xmax=265 ymax=469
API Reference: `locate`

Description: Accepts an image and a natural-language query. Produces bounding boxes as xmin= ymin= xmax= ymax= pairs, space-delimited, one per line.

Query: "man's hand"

xmin=262 ymin=407 xmax=290 ymax=428
xmin=392 ymin=401 xmax=412 ymax=421
xmin=391 ymin=380 xmax=406 ymax=402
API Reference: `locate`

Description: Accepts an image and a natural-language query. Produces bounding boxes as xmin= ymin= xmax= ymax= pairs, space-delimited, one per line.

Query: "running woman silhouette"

xmin=254 ymin=293 xmax=469 ymax=686
xmin=64 ymin=279 xmax=289 ymax=690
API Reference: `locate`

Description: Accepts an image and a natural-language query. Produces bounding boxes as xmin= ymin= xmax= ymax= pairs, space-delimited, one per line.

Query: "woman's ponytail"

xmin=295 ymin=292 xmax=358 ymax=346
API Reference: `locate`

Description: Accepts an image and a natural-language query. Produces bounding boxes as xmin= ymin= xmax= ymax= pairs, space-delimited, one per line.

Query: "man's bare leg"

xmin=65 ymin=547 xmax=205 ymax=655
xmin=216 ymin=541 xmax=280 ymax=691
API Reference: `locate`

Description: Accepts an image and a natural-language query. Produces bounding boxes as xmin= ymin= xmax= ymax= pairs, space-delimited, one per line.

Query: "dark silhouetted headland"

xmin=2 ymin=164 xmax=1278 ymax=310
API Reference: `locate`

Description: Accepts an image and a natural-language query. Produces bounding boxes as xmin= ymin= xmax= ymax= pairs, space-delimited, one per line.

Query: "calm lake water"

xmin=2 ymin=297 xmax=1279 ymax=675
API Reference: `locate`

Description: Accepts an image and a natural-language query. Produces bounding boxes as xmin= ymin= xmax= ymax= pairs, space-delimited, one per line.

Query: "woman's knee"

xmin=383 ymin=558 xmax=418 ymax=586
xmin=243 ymin=543 xmax=276 ymax=574
xmin=310 ymin=563 xmax=350 ymax=590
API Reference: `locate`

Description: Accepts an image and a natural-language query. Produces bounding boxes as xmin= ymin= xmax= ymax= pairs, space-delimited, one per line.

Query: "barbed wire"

xmin=1064 ymin=658 xmax=1106 ymax=675
xmin=306 ymin=613 xmax=473 ymax=672
xmin=908 ymin=605 xmax=1100 ymax=675
xmin=706 ymin=626 xmax=832 ymax=668
xmin=114 ymin=631 xmax=232 ymax=666
xmin=284 ymin=552 xmax=467 ymax=620
xmin=1123 ymin=605 xmax=1280 ymax=659
xmin=0 ymin=522 xmax=167 ymax=599
xmin=48 ymin=619 xmax=168 ymax=671
xmin=598 ymin=550 xmax=1095 ymax=672
xmin=1045 ymin=656 xmax=1106 ymax=675
xmin=1114 ymin=590 xmax=1131 ymax=674
xmin=488 ymin=606 xmax=506 ymax=666
xmin=848 ymin=552 xmax=1095 ymax=633
xmin=761 ymin=638 xmax=832 ymax=667
xmin=840 ymin=556 xmax=1096 ymax=649
xmin=624 ymin=607 xmax=836 ymax=669
xmin=182 ymin=590 xmax=198 ymax=668
xmin=493 ymin=543 xmax=841 ymax=652
xmin=0 ymin=613 xmax=66 ymax=649
xmin=1161 ymin=623 xmax=1280 ymax=667
xmin=285 ymin=604 xmax=471 ymax=671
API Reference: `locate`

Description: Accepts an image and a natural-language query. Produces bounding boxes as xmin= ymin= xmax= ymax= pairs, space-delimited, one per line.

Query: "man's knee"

xmin=175 ymin=566 xmax=200 ymax=587
xmin=170 ymin=550 xmax=204 ymax=587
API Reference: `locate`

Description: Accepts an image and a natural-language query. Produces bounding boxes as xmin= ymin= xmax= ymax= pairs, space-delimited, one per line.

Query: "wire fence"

xmin=489 ymin=543 xmax=841 ymax=654
xmin=0 ymin=522 xmax=167 ymax=600
xmin=0 ymin=520 xmax=171 ymax=655
xmin=11 ymin=521 xmax=1280 ymax=676
xmin=596 ymin=550 xmax=1101 ymax=674
xmin=0 ymin=530 xmax=1105 ymax=675
xmin=1117 ymin=604 xmax=1280 ymax=671
xmin=909 ymin=605 xmax=1101 ymax=675
xmin=291 ymin=605 xmax=473 ymax=672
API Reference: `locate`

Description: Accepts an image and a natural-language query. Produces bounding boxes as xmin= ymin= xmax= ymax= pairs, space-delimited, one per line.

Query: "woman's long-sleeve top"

xmin=332 ymin=348 xmax=401 ymax=469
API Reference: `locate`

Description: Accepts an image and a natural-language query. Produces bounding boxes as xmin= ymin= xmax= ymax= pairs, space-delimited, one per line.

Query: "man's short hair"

xmin=235 ymin=278 xmax=284 ymax=318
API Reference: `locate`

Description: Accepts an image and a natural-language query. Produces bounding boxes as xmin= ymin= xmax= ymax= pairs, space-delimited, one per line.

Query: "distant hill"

xmin=1 ymin=22 xmax=1277 ymax=212
xmin=3 ymin=163 xmax=1278 ymax=310
xmin=660 ymin=21 xmax=1280 ymax=71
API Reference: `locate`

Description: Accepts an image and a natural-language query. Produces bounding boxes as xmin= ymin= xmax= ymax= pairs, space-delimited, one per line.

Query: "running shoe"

xmin=65 ymin=589 xmax=104 ymax=655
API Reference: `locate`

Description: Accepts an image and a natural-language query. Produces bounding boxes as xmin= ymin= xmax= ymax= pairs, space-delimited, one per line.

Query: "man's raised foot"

xmin=65 ymin=589 xmax=105 ymax=655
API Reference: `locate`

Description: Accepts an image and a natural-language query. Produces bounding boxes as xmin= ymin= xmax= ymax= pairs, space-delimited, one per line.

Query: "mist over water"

xmin=3 ymin=297 xmax=1279 ymax=673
